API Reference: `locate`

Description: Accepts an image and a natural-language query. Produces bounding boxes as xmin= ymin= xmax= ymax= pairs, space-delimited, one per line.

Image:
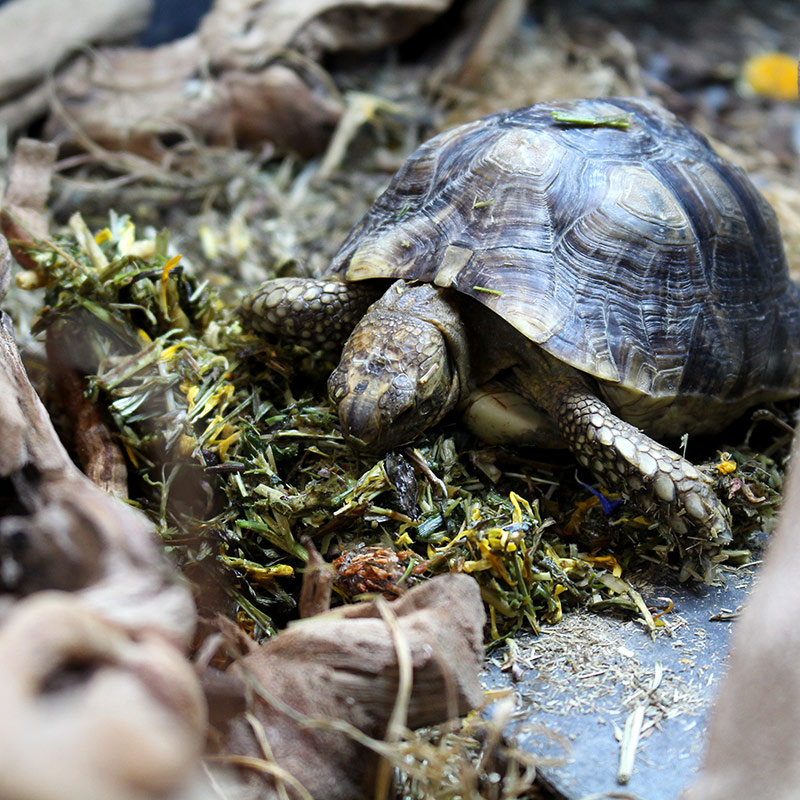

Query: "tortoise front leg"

xmin=546 ymin=383 xmax=731 ymax=541
xmin=241 ymin=278 xmax=382 ymax=350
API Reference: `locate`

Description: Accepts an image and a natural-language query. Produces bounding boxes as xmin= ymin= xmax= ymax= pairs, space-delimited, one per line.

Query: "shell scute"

xmin=331 ymin=97 xmax=800 ymax=406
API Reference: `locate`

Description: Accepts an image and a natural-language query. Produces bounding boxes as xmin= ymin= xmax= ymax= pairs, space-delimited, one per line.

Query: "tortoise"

xmin=242 ymin=97 xmax=800 ymax=540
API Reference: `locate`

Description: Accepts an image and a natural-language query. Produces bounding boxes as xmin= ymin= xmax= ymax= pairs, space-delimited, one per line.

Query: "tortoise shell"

xmin=330 ymin=97 xmax=800 ymax=406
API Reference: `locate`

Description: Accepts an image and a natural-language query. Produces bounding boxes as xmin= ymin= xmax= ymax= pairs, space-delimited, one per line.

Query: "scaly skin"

xmin=541 ymin=380 xmax=732 ymax=542
xmin=241 ymin=277 xmax=382 ymax=350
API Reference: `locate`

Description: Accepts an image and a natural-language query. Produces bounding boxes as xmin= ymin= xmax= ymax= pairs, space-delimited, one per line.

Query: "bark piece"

xmin=0 ymin=235 xmax=10 ymax=312
xmin=223 ymin=573 xmax=485 ymax=800
xmin=0 ymin=592 xmax=211 ymax=800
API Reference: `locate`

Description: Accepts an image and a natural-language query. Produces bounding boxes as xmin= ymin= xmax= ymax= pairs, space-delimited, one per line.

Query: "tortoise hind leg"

xmin=460 ymin=382 xmax=566 ymax=447
xmin=241 ymin=278 xmax=383 ymax=350
xmin=546 ymin=382 xmax=731 ymax=541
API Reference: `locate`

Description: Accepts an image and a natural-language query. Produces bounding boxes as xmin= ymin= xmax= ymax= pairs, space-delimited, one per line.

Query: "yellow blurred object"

xmin=198 ymin=224 xmax=219 ymax=260
xmin=742 ymin=52 xmax=798 ymax=101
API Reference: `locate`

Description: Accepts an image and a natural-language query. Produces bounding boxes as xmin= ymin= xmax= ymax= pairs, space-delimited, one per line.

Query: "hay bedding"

xmin=0 ymin=0 xmax=799 ymax=797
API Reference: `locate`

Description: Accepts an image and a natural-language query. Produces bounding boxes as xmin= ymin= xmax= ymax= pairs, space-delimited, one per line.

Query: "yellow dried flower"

xmin=716 ymin=452 xmax=737 ymax=474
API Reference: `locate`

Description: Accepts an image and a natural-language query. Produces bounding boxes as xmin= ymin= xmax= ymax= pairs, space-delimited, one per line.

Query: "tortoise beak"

xmin=336 ymin=380 xmax=415 ymax=453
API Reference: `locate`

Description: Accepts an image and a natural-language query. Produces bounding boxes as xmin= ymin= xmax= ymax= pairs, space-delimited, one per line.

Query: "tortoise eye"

xmin=328 ymin=371 xmax=347 ymax=402
xmin=418 ymin=398 xmax=435 ymax=417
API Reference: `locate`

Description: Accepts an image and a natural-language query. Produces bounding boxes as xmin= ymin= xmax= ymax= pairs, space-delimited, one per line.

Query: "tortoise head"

xmin=328 ymin=290 xmax=463 ymax=452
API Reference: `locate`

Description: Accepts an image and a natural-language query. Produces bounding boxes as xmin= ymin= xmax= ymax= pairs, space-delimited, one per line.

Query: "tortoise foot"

xmin=241 ymin=277 xmax=381 ymax=349
xmin=551 ymin=386 xmax=732 ymax=541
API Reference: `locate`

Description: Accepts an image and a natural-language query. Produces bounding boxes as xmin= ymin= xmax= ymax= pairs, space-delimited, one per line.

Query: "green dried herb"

xmin=551 ymin=110 xmax=633 ymax=129
xmin=17 ymin=213 xmax=787 ymax=641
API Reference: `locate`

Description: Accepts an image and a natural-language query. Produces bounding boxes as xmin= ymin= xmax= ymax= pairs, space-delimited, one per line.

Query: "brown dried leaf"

xmin=427 ymin=0 xmax=526 ymax=91
xmin=45 ymin=321 xmax=129 ymax=497
xmin=298 ymin=540 xmax=334 ymax=618
xmin=0 ymin=138 xmax=57 ymax=272
xmin=222 ymin=573 xmax=485 ymax=799
xmin=0 ymin=0 xmax=152 ymax=104
xmin=199 ymin=0 xmax=453 ymax=69
xmin=48 ymin=38 xmax=344 ymax=159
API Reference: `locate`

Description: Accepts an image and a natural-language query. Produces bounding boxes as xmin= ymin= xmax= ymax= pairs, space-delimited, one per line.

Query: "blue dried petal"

xmin=576 ymin=477 xmax=625 ymax=515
